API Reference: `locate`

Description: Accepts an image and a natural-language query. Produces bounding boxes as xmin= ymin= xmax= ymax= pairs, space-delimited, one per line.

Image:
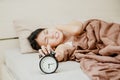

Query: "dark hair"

xmin=28 ymin=28 xmax=45 ymax=50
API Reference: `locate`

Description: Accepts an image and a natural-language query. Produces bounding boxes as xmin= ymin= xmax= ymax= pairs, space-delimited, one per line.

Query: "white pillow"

xmin=13 ymin=20 xmax=46 ymax=53
xmin=13 ymin=19 xmax=83 ymax=53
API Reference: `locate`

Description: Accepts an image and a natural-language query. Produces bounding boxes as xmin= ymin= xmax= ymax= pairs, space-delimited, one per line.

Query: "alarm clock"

xmin=39 ymin=51 xmax=59 ymax=74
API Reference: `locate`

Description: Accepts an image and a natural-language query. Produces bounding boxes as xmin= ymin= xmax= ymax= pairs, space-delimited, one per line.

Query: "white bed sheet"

xmin=4 ymin=48 xmax=90 ymax=80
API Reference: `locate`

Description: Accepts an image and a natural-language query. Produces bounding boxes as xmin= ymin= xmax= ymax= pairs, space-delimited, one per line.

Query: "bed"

xmin=4 ymin=47 xmax=90 ymax=80
xmin=0 ymin=0 xmax=120 ymax=80
xmin=1 ymin=21 xmax=119 ymax=80
xmin=0 ymin=39 xmax=89 ymax=80
xmin=0 ymin=13 xmax=91 ymax=80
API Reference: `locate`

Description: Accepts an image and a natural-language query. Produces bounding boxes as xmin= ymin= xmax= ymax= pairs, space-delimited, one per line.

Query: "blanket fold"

xmin=69 ymin=19 xmax=120 ymax=80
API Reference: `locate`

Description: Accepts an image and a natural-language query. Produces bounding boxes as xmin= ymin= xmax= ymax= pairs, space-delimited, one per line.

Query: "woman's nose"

xmin=46 ymin=33 xmax=54 ymax=38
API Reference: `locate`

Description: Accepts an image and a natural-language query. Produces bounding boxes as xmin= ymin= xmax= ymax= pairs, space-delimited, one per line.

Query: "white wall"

xmin=0 ymin=0 xmax=120 ymax=39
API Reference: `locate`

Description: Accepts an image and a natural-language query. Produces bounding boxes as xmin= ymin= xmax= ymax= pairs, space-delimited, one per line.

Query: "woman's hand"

xmin=38 ymin=45 xmax=53 ymax=57
xmin=55 ymin=47 xmax=65 ymax=62
xmin=38 ymin=44 xmax=64 ymax=62
xmin=38 ymin=44 xmax=75 ymax=62
xmin=55 ymin=44 xmax=75 ymax=62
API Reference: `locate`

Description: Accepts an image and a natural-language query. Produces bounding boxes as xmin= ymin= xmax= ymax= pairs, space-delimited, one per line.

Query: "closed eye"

xmin=45 ymin=37 xmax=48 ymax=44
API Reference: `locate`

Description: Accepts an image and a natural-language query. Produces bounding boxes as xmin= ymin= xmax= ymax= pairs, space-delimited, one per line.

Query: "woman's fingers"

xmin=41 ymin=46 xmax=49 ymax=55
xmin=47 ymin=45 xmax=53 ymax=53
xmin=38 ymin=49 xmax=45 ymax=57
xmin=47 ymin=45 xmax=51 ymax=53
xmin=39 ymin=45 xmax=54 ymax=58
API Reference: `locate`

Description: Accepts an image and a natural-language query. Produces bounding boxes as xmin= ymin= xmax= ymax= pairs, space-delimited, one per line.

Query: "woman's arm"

xmin=38 ymin=44 xmax=75 ymax=62
xmin=56 ymin=21 xmax=83 ymax=36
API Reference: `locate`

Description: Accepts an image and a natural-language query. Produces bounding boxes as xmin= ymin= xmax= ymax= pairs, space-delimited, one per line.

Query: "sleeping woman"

xmin=27 ymin=20 xmax=83 ymax=61
xmin=28 ymin=19 xmax=120 ymax=80
xmin=28 ymin=19 xmax=120 ymax=62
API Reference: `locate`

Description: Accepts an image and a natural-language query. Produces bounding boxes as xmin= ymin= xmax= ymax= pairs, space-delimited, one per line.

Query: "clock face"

xmin=39 ymin=56 xmax=58 ymax=74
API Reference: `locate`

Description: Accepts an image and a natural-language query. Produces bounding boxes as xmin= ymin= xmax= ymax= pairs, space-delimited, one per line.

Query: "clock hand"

xmin=48 ymin=64 xmax=50 ymax=69
xmin=48 ymin=63 xmax=55 ymax=69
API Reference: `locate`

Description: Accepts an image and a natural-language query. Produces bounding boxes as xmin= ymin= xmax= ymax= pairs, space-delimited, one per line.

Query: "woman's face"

xmin=36 ymin=28 xmax=64 ymax=47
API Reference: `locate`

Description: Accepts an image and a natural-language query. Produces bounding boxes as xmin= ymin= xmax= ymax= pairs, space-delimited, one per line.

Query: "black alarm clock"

xmin=39 ymin=51 xmax=59 ymax=74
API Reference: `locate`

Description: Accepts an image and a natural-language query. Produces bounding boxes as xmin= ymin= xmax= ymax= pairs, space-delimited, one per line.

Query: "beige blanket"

xmin=69 ymin=19 xmax=120 ymax=80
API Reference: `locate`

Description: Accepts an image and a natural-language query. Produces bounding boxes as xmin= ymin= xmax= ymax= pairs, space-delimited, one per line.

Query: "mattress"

xmin=4 ymin=48 xmax=90 ymax=80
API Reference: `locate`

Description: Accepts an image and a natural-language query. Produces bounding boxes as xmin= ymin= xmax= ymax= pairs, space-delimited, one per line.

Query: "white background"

xmin=0 ymin=0 xmax=120 ymax=39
